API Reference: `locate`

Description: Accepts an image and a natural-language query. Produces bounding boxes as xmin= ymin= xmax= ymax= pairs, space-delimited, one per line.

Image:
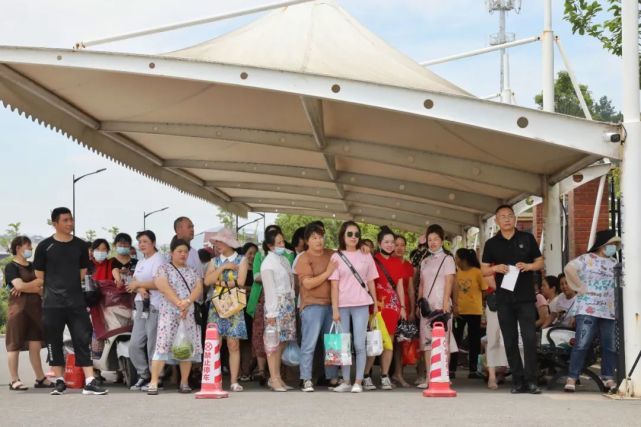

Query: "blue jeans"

xmin=568 ymin=315 xmax=617 ymax=380
xmin=300 ymin=305 xmax=338 ymax=380
xmin=339 ymin=305 xmax=369 ymax=382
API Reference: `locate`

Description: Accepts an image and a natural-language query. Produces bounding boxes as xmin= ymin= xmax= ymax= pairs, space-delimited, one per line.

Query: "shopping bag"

xmin=324 ymin=321 xmax=352 ymax=366
xmin=281 ymin=341 xmax=302 ymax=367
xmin=212 ymin=286 xmax=247 ymax=319
xmin=171 ymin=320 xmax=194 ymax=361
xmin=401 ymin=339 xmax=420 ymax=366
xmin=371 ymin=312 xmax=393 ymax=351
xmin=246 ymin=283 xmax=263 ymax=317
xmin=366 ymin=317 xmax=384 ymax=357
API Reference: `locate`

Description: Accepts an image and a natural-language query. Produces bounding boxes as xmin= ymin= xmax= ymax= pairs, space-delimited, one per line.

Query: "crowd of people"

xmin=3 ymin=204 xmax=621 ymax=396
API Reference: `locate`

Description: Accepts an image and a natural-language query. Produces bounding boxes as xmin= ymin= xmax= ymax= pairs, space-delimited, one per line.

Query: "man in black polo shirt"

xmin=34 ymin=207 xmax=108 ymax=396
xmin=481 ymin=204 xmax=545 ymax=394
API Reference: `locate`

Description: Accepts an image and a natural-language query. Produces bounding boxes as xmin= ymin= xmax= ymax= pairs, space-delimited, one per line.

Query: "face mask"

xmin=604 ymin=244 xmax=617 ymax=257
xmin=22 ymin=249 xmax=32 ymax=259
xmin=429 ymin=247 xmax=444 ymax=255
xmin=93 ymin=251 xmax=108 ymax=262
xmin=274 ymin=247 xmax=287 ymax=256
xmin=116 ymin=247 xmax=130 ymax=256
xmin=379 ymin=248 xmax=394 ymax=256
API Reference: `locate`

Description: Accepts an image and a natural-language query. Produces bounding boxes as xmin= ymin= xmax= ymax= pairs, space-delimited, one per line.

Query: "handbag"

xmin=366 ymin=315 xmax=384 ymax=356
xmin=324 ymin=321 xmax=352 ymax=366
xmin=396 ymin=319 xmax=419 ymax=341
xmin=418 ymin=255 xmax=449 ymax=318
xmin=170 ymin=263 xmax=204 ymax=326
xmin=212 ymin=285 xmax=247 ymax=319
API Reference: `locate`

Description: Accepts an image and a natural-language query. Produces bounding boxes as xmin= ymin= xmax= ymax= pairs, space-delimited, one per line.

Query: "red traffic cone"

xmin=423 ymin=321 xmax=457 ymax=397
xmin=64 ymin=353 xmax=85 ymax=389
xmin=195 ymin=323 xmax=229 ymax=399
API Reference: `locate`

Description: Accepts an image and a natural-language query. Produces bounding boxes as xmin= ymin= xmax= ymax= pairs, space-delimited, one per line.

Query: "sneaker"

xmin=301 ymin=380 xmax=315 ymax=392
xmin=82 ymin=379 xmax=108 ymax=395
xmin=416 ymin=382 xmax=428 ymax=389
xmin=381 ymin=376 xmax=393 ymax=390
xmin=362 ymin=377 xmax=377 ymax=391
xmin=332 ymin=383 xmax=353 ymax=393
xmin=130 ymin=377 xmax=150 ymax=391
xmin=351 ymin=383 xmax=363 ymax=393
xmin=50 ymin=379 xmax=66 ymax=396
xmin=142 ymin=381 xmax=163 ymax=392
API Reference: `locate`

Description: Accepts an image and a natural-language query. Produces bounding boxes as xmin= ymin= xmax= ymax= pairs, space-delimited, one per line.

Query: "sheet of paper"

xmin=501 ymin=265 xmax=520 ymax=292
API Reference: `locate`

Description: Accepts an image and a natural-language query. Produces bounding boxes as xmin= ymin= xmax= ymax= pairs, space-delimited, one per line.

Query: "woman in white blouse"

xmin=260 ymin=228 xmax=297 ymax=392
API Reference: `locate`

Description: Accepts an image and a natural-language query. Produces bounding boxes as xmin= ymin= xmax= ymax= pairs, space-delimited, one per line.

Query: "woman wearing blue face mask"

xmin=563 ymin=229 xmax=621 ymax=393
xmin=112 ymin=233 xmax=137 ymax=288
xmin=4 ymin=236 xmax=51 ymax=391
xmin=260 ymin=228 xmax=297 ymax=392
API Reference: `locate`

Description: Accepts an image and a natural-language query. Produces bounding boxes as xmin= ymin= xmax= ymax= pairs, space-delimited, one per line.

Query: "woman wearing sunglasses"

xmin=329 ymin=221 xmax=378 ymax=393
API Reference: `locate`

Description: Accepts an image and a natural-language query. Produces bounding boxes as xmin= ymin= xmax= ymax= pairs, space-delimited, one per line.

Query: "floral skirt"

xmin=208 ymin=303 xmax=248 ymax=340
xmin=154 ymin=304 xmax=203 ymax=360
xmin=268 ymin=294 xmax=297 ymax=343
xmin=252 ymin=296 xmax=266 ymax=358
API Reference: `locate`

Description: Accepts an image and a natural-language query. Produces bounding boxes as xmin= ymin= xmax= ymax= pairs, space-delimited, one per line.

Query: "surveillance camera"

xmin=603 ymin=132 xmax=621 ymax=143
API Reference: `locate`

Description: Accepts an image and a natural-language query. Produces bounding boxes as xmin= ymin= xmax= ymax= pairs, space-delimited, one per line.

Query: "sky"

xmin=0 ymin=0 xmax=625 ymax=245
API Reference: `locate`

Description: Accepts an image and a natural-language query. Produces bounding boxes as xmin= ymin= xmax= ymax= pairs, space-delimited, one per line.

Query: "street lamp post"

xmin=236 ymin=213 xmax=266 ymax=237
xmin=72 ymin=168 xmax=107 ymax=234
xmin=143 ymin=207 xmax=169 ymax=230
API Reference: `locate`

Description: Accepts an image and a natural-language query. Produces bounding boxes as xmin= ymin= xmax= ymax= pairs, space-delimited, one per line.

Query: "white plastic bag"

xmin=264 ymin=323 xmax=280 ymax=355
xmin=171 ymin=320 xmax=194 ymax=361
xmin=366 ymin=326 xmax=384 ymax=357
xmin=281 ymin=341 xmax=301 ymax=367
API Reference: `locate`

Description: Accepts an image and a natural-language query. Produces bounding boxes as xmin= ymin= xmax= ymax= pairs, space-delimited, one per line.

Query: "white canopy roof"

xmin=0 ymin=0 xmax=622 ymax=235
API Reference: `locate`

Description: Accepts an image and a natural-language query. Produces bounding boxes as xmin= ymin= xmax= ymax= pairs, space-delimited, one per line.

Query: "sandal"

xmin=9 ymin=380 xmax=28 ymax=391
xmin=178 ymin=384 xmax=192 ymax=394
xmin=34 ymin=377 xmax=54 ymax=388
xmin=487 ymin=380 xmax=498 ymax=390
xmin=146 ymin=384 xmax=159 ymax=395
xmin=230 ymin=383 xmax=244 ymax=392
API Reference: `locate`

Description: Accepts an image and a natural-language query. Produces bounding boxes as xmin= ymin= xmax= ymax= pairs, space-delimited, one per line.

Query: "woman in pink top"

xmin=417 ymin=224 xmax=458 ymax=389
xmin=329 ymin=221 xmax=378 ymax=393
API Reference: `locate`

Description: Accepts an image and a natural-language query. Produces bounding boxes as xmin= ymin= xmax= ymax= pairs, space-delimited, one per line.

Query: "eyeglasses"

xmin=346 ymin=231 xmax=361 ymax=238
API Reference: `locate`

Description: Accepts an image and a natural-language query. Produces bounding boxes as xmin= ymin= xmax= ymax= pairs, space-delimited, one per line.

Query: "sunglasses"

xmin=346 ymin=231 xmax=361 ymax=238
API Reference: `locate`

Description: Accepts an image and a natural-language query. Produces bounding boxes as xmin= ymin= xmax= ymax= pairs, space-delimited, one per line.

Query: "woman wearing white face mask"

xmin=563 ymin=229 xmax=621 ymax=393
xmin=4 ymin=236 xmax=50 ymax=391
xmin=260 ymin=228 xmax=297 ymax=392
xmin=112 ymin=233 xmax=137 ymax=288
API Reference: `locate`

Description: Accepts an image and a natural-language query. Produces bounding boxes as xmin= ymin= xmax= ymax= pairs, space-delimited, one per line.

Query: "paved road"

xmin=1 ymin=339 xmax=639 ymax=427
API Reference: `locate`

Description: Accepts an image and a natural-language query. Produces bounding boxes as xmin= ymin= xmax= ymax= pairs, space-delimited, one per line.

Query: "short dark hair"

xmin=455 ymin=248 xmax=481 ymax=269
xmin=198 ymin=248 xmax=212 ymax=263
xmin=495 ymin=204 xmax=514 ymax=215
xmin=557 ymin=272 xmax=566 ymax=280
xmin=136 ymin=230 xmax=156 ymax=243
xmin=309 ymin=220 xmax=325 ymax=229
xmin=114 ymin=233 xmax=132 ymax=245
xmin=10 ymin=236 xmax=31 ymax=256
xmin=91 ymin=238 xmax=110 ymax=251
xmin=304 ymin=222 xmax=325 ymax=241
xmin=338 ymin=221 xmax=361 ymax=251
xmin=170 ymin=238 xmax=190 ymax=252
xmin=292 ymin=227 xmax=306 ymax=248
xmin=376 ymin=225 xmax=395 ymax=244
xmin=544 ymin=275 xmax=561 ymax=295
xmin=173 ymin=216 xmax=190 ymax=232
xmin=263 ymin=228 xmax=284 ymax=253
xmin=51 ymin=207 xmax=72 ymax=223
xmin=265 ymin=224 xmax=282 ymax=235
xmin=425 ymin=224 xmax=445 ymax=242
xmin=395 ymin=235 xmax=407 ymax=245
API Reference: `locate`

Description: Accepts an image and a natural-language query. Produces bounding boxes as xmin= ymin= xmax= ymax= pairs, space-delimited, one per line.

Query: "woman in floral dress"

xmin=204 ymin=228 xmax=249 ymax=392
xmin=147 ymin=238 xmax=203 ymax=395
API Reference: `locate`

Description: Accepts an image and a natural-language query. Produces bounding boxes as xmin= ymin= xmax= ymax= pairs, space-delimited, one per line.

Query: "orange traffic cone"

xmin=195 ymin=323 xmax=229 ymax=399
xmin=63 ymin=353 xmax=85 ymax=389
xmin=423 ymin=321 xmax=457 ymax=398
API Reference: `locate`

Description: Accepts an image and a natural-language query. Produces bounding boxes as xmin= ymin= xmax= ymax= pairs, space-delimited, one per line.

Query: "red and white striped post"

xmin=195 ymin=323 xmax=228 ymax=399
xmin=423 ymin=322 xmax=457 ymax=397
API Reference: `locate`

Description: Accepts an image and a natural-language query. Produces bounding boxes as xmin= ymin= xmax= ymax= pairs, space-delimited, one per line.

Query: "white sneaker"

xmin=301 ymin=380 xmax=314 ymax=392
xmin=381 ymin=376 xmax=393 ymax=390
xmin=351 ymin=383 xmax=363 ymax=393
xmin=332 ymin=383 xmax=353 ymax=393
xmin=362 ymin=377 xmax=377 ymax=391
xmin=416 ymin=382 xmax=428 ymax=389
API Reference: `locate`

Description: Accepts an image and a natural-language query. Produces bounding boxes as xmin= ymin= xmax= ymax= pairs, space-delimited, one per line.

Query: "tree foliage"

xmin=534 ymin=71 xmax=622 ymax=122
xmin=84 ymin=229 xmax=97 ymax=242
xmin=217 ymin=210 xmax=235 ymax=230
xmin=275 ymin=214 xmax=419 ymax=251
xmin=564 ymin=0 xmax=641 ymax=80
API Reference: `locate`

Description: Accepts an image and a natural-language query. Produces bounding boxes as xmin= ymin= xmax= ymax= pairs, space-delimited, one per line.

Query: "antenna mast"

xmin=487 ymin=0 xmax=522 ymax=103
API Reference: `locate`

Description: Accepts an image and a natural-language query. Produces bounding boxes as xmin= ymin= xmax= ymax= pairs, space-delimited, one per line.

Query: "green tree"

xmin=84 ymin=229 xmax=97 ymax=242
xmin=564 ymin=0 xmax=641 ymax=81
xmin=217 ymin=210 xmax=235 ymax=230
xmin=102 ymin=226 xmax=120 ymax=241
xmin=534 ymin=71 xmax=622 ymax=122
xmin=0 ymin=222 xmax=21 ymax=252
